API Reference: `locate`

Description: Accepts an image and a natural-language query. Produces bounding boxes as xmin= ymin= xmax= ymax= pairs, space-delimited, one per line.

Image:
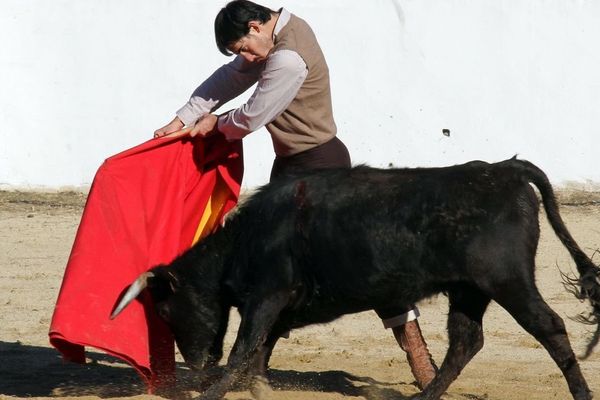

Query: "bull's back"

xmin=234 ymin=160 xmax=541 ymax=319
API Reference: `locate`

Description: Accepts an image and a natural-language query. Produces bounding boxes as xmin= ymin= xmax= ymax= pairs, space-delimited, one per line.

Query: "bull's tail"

xmin=507 ymin=157 xmax=600 ymax=358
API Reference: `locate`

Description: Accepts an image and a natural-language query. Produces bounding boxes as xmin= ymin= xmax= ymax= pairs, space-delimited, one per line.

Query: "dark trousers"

xmin=269 ymin=136 xmax=351 ymax=182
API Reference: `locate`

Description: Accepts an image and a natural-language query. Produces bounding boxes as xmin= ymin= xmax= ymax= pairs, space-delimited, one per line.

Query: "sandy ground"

xmin=1 ymin=190 xmax=599 ymax=400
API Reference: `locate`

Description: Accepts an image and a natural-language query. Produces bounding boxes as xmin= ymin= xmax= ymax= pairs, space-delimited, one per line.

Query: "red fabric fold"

xmin=49 ymin=134 xmax=243 ymax=388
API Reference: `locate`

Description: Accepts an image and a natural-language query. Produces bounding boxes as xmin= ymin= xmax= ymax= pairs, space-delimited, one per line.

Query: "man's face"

xmin=229 ymin=22 xmax=273 ymax=63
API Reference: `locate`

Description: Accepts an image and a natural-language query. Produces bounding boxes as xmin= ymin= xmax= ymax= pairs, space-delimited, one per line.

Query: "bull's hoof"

xmin=154 ymin=385 xmax=191 ymax=400
xmin=250 ymin=375 xmax=275 ymax=400
xmin=573 ymin=388 xmax=593 ymax=400
xmin=195 ymin=390 xmax=222 ymax=400
xmin=193 ymin=365 xmax=225 ymax=392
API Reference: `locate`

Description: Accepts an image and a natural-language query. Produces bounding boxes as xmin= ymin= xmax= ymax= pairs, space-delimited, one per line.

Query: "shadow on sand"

xmin=0 ymin=341 xmax=142 ymax=397
xmin=0 ymin=341 xmax=428 ymax=399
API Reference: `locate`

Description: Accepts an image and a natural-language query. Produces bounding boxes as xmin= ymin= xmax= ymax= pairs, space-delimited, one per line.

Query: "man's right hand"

xmin=154 ymin=116 xmax=184 ymax=138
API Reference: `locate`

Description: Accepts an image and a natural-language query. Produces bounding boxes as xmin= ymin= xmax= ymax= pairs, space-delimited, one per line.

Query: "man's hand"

xmin=190 ymin=114 xmax=219 ymax=137
xmin=154 ymin=116 xmax=184 ymax=138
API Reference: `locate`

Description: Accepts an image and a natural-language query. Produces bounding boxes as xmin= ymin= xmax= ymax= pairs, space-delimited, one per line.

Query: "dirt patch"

xmin=1 ymin=190 xmax=599 ymax=400
xmin=0 ymin=190 xmax=86 ymax=214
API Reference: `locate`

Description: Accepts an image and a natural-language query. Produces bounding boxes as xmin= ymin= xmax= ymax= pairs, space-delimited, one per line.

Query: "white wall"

xmin=1 ymin=0 xmax=599 ymax=191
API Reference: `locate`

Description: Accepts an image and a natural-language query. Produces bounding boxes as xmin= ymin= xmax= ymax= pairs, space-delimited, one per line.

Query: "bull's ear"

xmin=166 ymin=270 xmax=181 ymax=293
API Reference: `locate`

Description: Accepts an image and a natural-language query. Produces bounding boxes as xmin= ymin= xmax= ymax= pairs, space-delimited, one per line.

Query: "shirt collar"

xmin=273 ymin=8 xmax=291 ymax=39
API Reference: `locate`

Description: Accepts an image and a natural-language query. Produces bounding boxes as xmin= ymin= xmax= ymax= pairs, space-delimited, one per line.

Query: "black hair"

xmin=214 ymin=0 xmax=275 ymax=56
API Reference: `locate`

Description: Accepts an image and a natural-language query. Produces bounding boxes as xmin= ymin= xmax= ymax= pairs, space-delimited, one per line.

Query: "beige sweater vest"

xmin=266 ymin=14 xmax=337 ymax=157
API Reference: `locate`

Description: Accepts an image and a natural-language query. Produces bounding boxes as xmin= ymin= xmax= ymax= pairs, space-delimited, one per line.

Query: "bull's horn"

xmin=110 ymin=272 xmax=154 ymax=320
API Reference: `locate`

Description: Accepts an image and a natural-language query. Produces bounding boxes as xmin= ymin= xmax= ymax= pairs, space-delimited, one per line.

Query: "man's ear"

xmin=247 ymin=20 xmax=262 ymax=33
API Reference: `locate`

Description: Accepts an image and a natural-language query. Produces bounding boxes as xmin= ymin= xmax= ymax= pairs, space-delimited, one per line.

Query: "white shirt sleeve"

xmin=176 ymin=56 xmax=262 ymax=127
xmin=217 ymin=49 xmax=308 ymax=141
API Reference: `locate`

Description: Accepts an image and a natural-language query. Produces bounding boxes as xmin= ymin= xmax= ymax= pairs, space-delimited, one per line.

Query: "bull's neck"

xmin=171 ymin=226 xmax=232 ymax=291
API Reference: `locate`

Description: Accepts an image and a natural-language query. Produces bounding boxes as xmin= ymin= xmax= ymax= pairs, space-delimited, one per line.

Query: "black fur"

xmin=136 ymin=158 xmax=599 ymax=400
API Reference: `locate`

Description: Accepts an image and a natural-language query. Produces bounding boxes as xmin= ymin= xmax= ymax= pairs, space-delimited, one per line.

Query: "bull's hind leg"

xmin=494 ymin=287 xmax=592 ymax=400
xmin=415 ymin=286 xmax=490 ymax=400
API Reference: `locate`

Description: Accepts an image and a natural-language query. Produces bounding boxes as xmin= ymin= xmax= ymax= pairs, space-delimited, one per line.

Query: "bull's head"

xmin=111 ymin=265 xmax=227 ymax=370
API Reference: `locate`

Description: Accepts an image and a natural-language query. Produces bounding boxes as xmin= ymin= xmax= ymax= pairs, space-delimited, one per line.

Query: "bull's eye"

xmin=157 ymin=303 xmax=171 ymax=322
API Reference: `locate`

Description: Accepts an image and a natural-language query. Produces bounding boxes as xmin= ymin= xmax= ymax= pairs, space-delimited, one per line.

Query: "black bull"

xmin=112 ymin=158 xmax=600 ymax=400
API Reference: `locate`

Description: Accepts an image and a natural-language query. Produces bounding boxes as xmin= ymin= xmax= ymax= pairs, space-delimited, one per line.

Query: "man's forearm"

xmin=176 ymin=57 xmax=262 ymax=126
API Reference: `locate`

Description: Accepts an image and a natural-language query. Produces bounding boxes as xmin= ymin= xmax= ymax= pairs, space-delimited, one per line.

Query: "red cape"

xmin=49 ymin=134 xmax=243 ymax=389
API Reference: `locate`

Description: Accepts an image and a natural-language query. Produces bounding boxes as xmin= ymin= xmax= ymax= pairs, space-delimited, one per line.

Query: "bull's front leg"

xmin=197 ymin=292 xmax=290 ymax=400
xmin=248 ymin=328 xmax=284 ymax=378
xmin=206 ymin=304 xmax=231 ymax=368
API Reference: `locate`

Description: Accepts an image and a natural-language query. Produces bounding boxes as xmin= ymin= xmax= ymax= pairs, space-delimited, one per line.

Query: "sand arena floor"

xmin=0 ymin=190 xmax=599 ymax=400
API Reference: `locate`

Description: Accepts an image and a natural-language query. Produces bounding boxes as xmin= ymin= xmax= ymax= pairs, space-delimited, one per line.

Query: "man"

xmin=154 ymin=0 xmax=436 ymax=388
xmin=154 ymin=0 xmax=350 ymax=180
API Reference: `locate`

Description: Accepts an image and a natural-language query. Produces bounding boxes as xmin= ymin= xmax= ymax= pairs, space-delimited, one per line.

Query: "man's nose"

xmin=241 ymin=52 xmax=256 ymax=63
